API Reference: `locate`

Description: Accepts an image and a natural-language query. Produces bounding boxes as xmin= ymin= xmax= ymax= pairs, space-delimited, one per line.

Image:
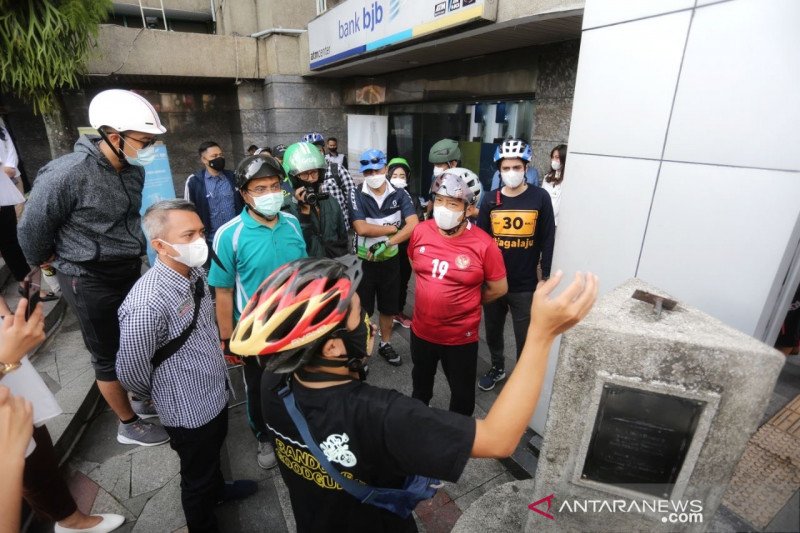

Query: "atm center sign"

xmin=309 ymin=0 xmax=497 ymax=70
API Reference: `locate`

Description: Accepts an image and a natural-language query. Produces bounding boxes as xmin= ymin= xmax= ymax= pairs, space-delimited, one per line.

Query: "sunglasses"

xmin=360 ymin=157 xmax=384 ymax=165
xmin=123 ymin=135 xmax=157 ymax=149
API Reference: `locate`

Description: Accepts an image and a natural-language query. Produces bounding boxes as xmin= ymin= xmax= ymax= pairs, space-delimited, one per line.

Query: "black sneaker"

xmin=478 ymin=366 xmax=506 ymax=391
xmin=378 ymin=343 xmax=402 ymax=366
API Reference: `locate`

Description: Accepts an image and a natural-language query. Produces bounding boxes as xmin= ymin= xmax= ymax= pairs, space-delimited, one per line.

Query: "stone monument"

xmin=525 ymin=278 xmax=784 ymax=532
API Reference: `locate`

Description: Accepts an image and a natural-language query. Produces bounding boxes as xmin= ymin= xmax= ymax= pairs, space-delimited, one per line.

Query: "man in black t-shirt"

xmin=229 ymin=256 xmax=595 ymax=532
xmin=476 ymin=139 xmax=556 ymax=392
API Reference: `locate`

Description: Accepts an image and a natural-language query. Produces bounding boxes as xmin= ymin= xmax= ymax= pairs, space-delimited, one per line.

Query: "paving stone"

xmin=216 ymin=477 xmax=288 ymax=532
xmin=131 ymin=475 xmax=185 ymax=533
xmin=54 ymin=367 xmax=96 ymax=414
xmin=415 ymin=489 xmax=453 ymax=519
xmin=46 ymin=413 xmax=72 ymax=445
xmin=765 ymin=490 xmax=800 ymax=532
xmin=120 ymin=489 xmax=159 ymax=518
xmin=420 ymin=501 xmax=463 ymax=533
xmin=454 ymin=472 xmax=516 ymax=512
xmin=91 ymin=487 xmax=136 ymax=523
xmin=87 ymin=454 xmax=133 ymax=501
xmin=273 ymin=473 xmax=297 ymax=533
xmin=69 ymin=458 xmax=100 ymax=476
xmin=221 ymin=403 xmax=278 ymax=482
xmin=130 ymin=443 xmax=181 ymax=497
xmin=443 ymin=458 xmax=506 ymax=500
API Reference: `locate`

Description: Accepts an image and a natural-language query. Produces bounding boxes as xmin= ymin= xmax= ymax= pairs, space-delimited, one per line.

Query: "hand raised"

xmin=530 ymin=271 xmax=598 ymax=339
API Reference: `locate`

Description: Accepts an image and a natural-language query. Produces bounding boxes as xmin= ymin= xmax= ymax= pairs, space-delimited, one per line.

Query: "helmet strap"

xmin=97 ymin=128 xmax=129 ymax=165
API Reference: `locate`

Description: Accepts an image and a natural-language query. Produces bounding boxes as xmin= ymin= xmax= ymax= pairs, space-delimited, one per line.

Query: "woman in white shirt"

xmin=540 ymin=144 xmax=566 ymax=227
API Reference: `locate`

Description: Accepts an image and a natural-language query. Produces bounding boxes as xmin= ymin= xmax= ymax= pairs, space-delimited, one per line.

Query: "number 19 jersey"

xmin=408 ymin=220 xmax=506 ymax=345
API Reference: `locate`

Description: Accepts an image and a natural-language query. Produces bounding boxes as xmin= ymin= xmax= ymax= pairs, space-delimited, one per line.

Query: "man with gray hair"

xmin=116 ymin=199 xmax=257 ymax=532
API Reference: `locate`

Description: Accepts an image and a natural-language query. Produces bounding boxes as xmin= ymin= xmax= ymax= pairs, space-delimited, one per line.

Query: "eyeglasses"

xmin=247 ymin=184 xmax=282 ymax=195
xmin=123 ymin=135 xmax=157 ymax=149
xmin=360 ymin=157 xmax=384 ymax=165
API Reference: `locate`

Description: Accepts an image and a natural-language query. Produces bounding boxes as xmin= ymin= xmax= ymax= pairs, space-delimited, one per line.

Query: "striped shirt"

xmin=322 ymin=161 xmax=355 ymax=231
xmin=116 ymin=259 xmax=228 ymax=429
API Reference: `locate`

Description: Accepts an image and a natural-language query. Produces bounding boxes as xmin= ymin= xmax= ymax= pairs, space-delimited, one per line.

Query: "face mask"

xmin=432 ymin=166 xmax=446 ymax=178
xmin=159 ymin=237 xmax=208 ymax=268
xmin=551 ymin=160 xmax=562 ymax=171
xmin=366 ymin=174 xmax=386 ymax=189
xmin=501 ymin=169 xmax=525 ymax=188
xmin=433 ymin=205 xmax=464 ymax=231
xmin=252 ymin=191 xmax=283 ymax=217
xmin=125 ymin=145 xmax=156 ymax=167
xmin=208 ymin=157 xmax=225 ymax=171
xmin=390 ymin=177 xmax=407 ymax=189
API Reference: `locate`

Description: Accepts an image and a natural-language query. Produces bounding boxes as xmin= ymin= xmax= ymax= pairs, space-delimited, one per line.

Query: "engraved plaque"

xmin=581 ymin=384 xmax=705 ymax=498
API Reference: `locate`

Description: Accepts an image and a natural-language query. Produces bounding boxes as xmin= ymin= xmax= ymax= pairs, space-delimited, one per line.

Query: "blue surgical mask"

xmin=125 ymin=145 xmax=157 ymax=167
xmin=252 ymin=192 xmax=283 ymax=217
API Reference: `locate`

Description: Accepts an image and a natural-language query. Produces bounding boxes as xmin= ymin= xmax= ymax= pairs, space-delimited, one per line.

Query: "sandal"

xmin=39 ymin=291 xmax=59 ymax=302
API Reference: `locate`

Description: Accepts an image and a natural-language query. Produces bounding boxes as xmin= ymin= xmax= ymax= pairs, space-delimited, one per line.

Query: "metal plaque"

xmin=581 ymin=383 xmax=706 ymax=499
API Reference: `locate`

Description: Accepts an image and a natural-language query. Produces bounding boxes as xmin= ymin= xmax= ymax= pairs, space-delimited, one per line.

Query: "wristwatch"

xmin=0 ymin=362 xmax=22 ymax=377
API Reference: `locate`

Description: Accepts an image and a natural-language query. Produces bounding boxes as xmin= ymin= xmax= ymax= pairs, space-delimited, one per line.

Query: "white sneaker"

xmin=54 ymin=514 xmax=125 ymax=533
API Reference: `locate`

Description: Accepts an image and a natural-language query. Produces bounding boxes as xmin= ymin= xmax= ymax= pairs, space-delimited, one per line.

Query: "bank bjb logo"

xmin=339 ymin=1 xmax=384 ymax=38
xmin=434 ymin=2 xmax=446 ymax=16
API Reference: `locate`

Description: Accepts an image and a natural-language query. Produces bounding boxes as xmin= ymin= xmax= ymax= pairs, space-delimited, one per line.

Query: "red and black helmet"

xmin=230 ymin=256 xmax=362 ymax=373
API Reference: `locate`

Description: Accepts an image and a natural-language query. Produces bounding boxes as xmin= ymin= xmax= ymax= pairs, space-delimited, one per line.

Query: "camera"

xmin=304 ymin=190 xmax=330 ymax=207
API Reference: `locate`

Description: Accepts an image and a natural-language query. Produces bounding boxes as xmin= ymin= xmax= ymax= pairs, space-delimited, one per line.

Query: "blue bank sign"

xmin=309 ymin=0 xmax=497 ymax=70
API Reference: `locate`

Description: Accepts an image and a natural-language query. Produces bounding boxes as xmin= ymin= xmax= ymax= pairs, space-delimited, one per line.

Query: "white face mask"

xmin=389 ymin=177 xmax=407 ymax=189
xmin=433 ymin=205 xmax=464 ymax=231
xmin=366 ymin=174 xmax=386 ymax=189
xmin=501 ymin=169 xmax=525 ymax=188
xmin=159 ymin=237 xmax=208 ymax=268
xmin=252 ymin=191 xmax=283 ymax=217
xmin=432 ymin=166 xmax=448 ymax=178
xmin=551 ymin=160 xmax=562 ymax=171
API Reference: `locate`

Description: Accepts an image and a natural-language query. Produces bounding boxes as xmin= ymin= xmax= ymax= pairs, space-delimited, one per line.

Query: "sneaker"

xmin=392 ymin=314 xmax=412 ymax=329
xmin=130 ymin=398 xmax=158 ymax=419
xmin=257 ymin=441 xmax=277 ymax=469
xmin=478 ymin=366 xmax=506 ymax=391
xmin=117 ymin=418 xmax=170 ymax=446
xmin=218 ymin=480 xmax=258 ymax=504
xmin=378 ymin=343 xmax=402 ymax=366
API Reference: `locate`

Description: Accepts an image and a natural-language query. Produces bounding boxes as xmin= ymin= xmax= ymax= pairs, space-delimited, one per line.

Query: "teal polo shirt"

xmin=209 ymin=207 xmax=307 ymax=321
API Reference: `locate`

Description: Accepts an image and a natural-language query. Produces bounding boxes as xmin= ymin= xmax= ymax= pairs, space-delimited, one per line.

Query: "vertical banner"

xmin=139 ymin=143 xmax=176 ymax=265
xmin=347 ymin=114 xmax=389 ymax=178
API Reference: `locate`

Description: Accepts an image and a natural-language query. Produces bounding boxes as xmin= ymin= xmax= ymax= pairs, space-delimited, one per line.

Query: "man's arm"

xmin=17 ymin=170 xmax=70 ymax=265
xmin=387 ymin=215 xmax=418 ymax=247
xmin=116 ymin=305 xmax=164 ymax=400
xmin=481 ymin=277 xmax=507 ymax=304
xmin=352 ymin=220 xmax=397 ymax=238
xmin=538 ymin=193 xmax=556 ymax=279
xmin=472 ymin=272 xmax=597 ymax=457
xmin=215 ymin=288 xmax=235 ymax=340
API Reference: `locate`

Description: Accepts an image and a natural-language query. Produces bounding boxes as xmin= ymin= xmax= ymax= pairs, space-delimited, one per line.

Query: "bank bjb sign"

xmin=309 ymin=0 xmax=497 ymax=70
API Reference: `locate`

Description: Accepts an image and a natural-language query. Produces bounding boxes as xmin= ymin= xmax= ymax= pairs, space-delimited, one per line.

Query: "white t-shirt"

xmin=541 ymin=178 xmax=562 ymax=227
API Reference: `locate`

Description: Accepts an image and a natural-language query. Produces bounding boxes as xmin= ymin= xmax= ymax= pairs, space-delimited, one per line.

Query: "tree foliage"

xmin=0 ymin=0 xmax=112 ymax=114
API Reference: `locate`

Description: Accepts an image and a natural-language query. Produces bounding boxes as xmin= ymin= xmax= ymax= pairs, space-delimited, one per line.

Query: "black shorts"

xmin=57 ymin=271 xmax=139 ymax=381
xmin=356 ymin=255 xmax=400 ymax=317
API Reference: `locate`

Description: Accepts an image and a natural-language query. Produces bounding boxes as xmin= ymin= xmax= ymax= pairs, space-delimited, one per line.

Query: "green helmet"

xmin=282 ymin=142 xmax=326 ymax=177
xmin=428 ymin=139 xmax=461 ymax=164
xmin=387 ymin=157 xmax=411 ymax=176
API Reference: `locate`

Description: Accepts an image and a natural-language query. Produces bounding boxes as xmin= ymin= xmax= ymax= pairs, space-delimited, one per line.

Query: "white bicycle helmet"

xmin=89 ymin=89 xmax=166 ymax=134
xmin=431 ymin=170 xmax=475 ymax=206
xmin=441 ymin=167 xmax=481 ymax=206
xmin=493 ymin=139 xmax=532 ymax=166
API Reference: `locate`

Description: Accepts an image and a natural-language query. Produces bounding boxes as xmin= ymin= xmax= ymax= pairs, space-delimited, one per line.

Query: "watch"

xmin=0 ymin=362 xmax=22 ymax=377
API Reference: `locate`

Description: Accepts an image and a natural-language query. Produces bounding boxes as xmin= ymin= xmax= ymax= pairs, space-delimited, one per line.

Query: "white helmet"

xmin=89 ymin=89 xmax=166 ymax=134
xmin=445 ymin=167 xmax=482 ymax=206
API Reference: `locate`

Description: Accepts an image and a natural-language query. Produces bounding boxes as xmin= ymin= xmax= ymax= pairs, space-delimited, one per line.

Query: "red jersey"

xmin=409 ymin=220 xmax=506 ymax=345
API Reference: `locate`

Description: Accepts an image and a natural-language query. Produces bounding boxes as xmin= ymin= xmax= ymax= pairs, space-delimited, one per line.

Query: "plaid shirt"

xmin=321 ymin=161 xmax=355 ymax=231
xmin=116 ymin=260 xmax=228 ymax=429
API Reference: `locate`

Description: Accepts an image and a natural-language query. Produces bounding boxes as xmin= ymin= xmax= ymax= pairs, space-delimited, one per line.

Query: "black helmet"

xmin=235 ymin=155 xmax=285 ymax=190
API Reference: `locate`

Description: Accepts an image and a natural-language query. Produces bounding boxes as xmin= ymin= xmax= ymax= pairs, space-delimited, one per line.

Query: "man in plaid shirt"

xmin=303 ymin=132 xmax=355 ymax=230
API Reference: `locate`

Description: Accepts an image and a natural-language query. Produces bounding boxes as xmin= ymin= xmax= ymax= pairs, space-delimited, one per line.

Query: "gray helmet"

xmin=428 ymin=139 xmax=461 ymax=164
xmin=430 ymin=171 xmax=475 ymax=205
xmin=235 ymin=154 xmax=285 ymax=189
xmin=445 ymin=167 xmax=482 ymax=206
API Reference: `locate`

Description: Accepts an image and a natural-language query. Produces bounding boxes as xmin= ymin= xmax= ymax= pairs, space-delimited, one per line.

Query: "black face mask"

xmin=208 ymin=157 xmax=225 ymax=171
